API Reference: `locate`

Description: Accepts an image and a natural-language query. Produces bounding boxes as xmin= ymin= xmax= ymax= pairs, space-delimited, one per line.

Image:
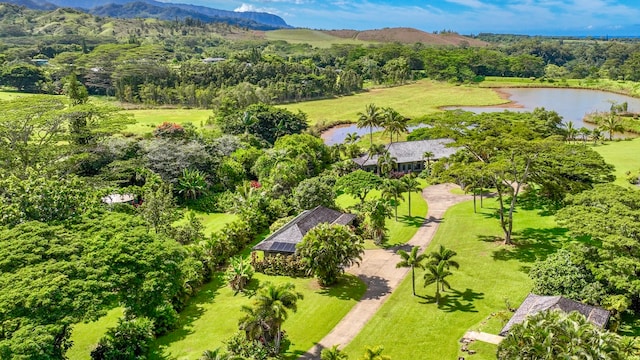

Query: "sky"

xmin=160 ymin=0 xmax=640 ymax=36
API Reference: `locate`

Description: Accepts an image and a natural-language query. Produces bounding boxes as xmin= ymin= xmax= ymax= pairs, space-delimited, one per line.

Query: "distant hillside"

xmin=1 ymin=0 xmax=291 ymax=30
xmin=323 ymin=28 xmax=488 ymax=46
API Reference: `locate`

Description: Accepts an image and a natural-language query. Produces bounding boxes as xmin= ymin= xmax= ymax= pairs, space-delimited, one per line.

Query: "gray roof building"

xmin=500 ymin=293 xmax=611 ymax=336
xmin=253 ymin=206 xmax=356 ymax=255
xmin=353 ymin=139 xmax=459 ymax=169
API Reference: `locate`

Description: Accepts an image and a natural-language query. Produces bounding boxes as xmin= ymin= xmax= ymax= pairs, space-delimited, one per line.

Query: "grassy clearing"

xmin=151 ymin=273 xmax=365 ymax=360
xmin=343 ymin=198 xmax=566 ymax=359
xmin=265 ymin=29 xmax=374 ymax=48
xmin=480 ymin=76 xmax=640 ymax=97
xmin=592 ymin=138 xmax=640 ymax=187
xmin=123 ymin=108 xmax=215 ymax=136
xmin=174 ymin=211 xmax=239 ymax=235
xmin=280 ymin=80 xmax=507 ymax=127
xmin=336 ymin=178 xmax=428 ymax=248
xmin=67 ymin=308 xmax=124 ymax=360
xmin=0 ymin=90 xmax=35 ymax=100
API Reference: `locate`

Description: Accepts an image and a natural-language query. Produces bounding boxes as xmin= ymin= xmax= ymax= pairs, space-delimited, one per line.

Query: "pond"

xmin=321 ymin=88 xmax=640 ymax=144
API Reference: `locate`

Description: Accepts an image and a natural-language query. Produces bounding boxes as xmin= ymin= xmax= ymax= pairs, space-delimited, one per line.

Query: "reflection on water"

xmin=321 ymin=88 xmax=640 ymax=144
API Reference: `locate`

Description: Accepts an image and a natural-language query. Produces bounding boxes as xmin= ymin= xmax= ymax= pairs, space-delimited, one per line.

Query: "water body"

xmin=321 ymin=88 xmax=640 ymax=144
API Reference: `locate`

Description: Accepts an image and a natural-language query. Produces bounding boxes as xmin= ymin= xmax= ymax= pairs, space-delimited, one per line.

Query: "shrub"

xmin=90 ymin=317 xmax=155 ymax=360
xmin=253 ymin=254 xmax=307 ymax=278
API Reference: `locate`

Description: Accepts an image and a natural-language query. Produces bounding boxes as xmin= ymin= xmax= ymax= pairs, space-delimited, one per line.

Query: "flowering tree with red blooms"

xmin=153 ymin=122 xmax=185 ymax=139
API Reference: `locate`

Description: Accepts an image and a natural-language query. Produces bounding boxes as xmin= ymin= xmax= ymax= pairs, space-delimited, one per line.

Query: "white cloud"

xmin=234 ymin=3 xmax=258 ymax=12
xmin=444 ymin=0 xmax=487 ymax=8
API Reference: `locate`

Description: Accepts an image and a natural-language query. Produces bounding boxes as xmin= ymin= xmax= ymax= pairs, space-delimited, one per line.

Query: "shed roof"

xmin=253 ymin=206 xmax=356 ymax=254
xmin=101 ymin=193 xmax=135 ymax=205
xmin=500 ymin=293 xmax=610 ymax=335
xmin=353 ymin=138 xmax=458 ymax=167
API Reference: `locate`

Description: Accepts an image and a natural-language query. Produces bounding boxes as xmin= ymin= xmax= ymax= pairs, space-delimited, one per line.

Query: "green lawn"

xmin=336 ymin=178 xmax=428 ymax=248
xmin=280 ymin=80 xmax=507 ymax=127
xmin=479 ymin=76 xmax=640 ymax=97
xmin=0 ymin=90 xmax=35 ymax=100
xmin=174 ymin=211 xmax=239 ymax=236
xmin=344 ymin=198 xmax=566 ymax=359
xmin=592 ymin=138 xmax=640 ymax=187
xmin=67 ymin=308 xmax=124 ymax=360
xmin=150 ymin=273 xmax=365 ymax=360
xmin=123 ymin=108 xmax=215 ymax=136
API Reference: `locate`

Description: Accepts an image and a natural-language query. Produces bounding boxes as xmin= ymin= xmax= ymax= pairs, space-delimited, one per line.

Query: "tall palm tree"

xmin=400 ymin=174 xmax=422 ymax=217
xmin=357 ymin=104 xmax=382 ymax=146
xmin=380 ymin=178 xmax=405 ymax=221
xmin=592 ymin=127 xmax=603 ymax=144
xmin=396 ymin=246 xmax=428 ymax=296
xmin=382 ymin=107 xmax=408 ymax=143
xmin=428 ymin=245 xmax=460 ymax=270
xmin=240 ymin=282 xmax=303 ymax=353
xmin=344 ymin=132 xmax=360 ymax=144
xmin=366 ymin=143 xmax=385 ymax=162
xmin=423 ymin=261 xmax=453 ymax=305
xmin=364 ymin=199 xmax=392 ymax=244
xmin=320 ymin=345 xmax=349 ymax=360
xmin=564 ymin=120 xmax=576 ymax=143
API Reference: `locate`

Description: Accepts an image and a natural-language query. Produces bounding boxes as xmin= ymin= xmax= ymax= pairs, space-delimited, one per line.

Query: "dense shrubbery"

xmin=253 ymin=254 xmax=307 ymax=278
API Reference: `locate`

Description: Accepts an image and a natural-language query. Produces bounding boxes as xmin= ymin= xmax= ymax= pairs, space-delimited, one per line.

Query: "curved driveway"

xmin=300 ymin=183 xmax=472 ymax=359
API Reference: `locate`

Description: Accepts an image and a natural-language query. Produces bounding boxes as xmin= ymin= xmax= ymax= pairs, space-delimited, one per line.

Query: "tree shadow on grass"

xmin=397 ymin=214 xmax=425 ymax=228
xmin=318 ymin=274 xmax=366 ymax=301
xmin=418 ymin=288 xmax=484 ymax=313
xmin=357 ymin=274 xmax=392 ymax=300
xmin=148 ymin=273 xmax=226 ymax=359
xmin=489 ymin=227 xmax=569 ymax=270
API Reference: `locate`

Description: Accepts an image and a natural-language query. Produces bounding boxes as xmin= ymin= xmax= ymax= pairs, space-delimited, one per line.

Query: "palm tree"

xmin=578 ymin=127 xmax=591 ymax=144
xmin=320 ymin=345 xmax=349 ymax=360
xmin=400 ymin=174 xmax=421 ymax=217
xmin=366 ymin=143 xmax=385 ymax=162
xmin=359 ymin=345 xmax=390 ymax=360
xmin=345 ymin=132 xmax=360 ymax=144
xmin=601 ymin=113 xmax=623 ymax=141
xmin=240 ymin=282 xmax=303 ymax=354
xmin=564 ymin=120 xmax=576 ymax=143
xmin=200 ymin=348 xmax=236 ymax=360
xmin=380 ymin=178 xmax=405 ymax=221
xmin=423 ymin=261 xmax=452 ymax=304
xmin=240 ymin=110 xmax=257 ymax=134
xmin=428 ymin=245 xmax=460 ymax=270
xmin=396 ymin=246 xmax=428 ymax=296
xmin=377 ymin=151 xmax=397 ymax=177
xmin=423 ymin=151 xmax=434 ymax=174
xmin=357 ymin=104 xmax=382 ymax=146
xmin=592 ymin=127 xmax=603 ymax=144
xmin=382 ymin=107 xmax=408 ymax=143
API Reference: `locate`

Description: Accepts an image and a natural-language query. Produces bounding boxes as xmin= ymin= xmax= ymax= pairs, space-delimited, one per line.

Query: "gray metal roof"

xmin=500 ymin=293 xmax=611 ymax=335
xmin=353 ymin=139 xmax=459 ymax=167
xmin=253 ymin=206 xmax=356 ymax=254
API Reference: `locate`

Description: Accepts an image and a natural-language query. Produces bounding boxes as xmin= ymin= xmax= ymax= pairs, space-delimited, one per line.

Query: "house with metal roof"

xmin=499 ymin=293 xmax=610 ymax=336
xmin=253 ymin=206 xmax=356 ymax=256
xmin=352 ymin=139 xmax=459 ymax=173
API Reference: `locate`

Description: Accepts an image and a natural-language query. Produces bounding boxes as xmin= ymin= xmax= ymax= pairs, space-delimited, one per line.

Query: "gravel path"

xmin=300 ymin=183 xmax=472 ymax=359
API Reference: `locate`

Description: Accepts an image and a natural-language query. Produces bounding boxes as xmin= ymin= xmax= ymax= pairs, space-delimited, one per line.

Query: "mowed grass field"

xmin=279 ymin=80 xmax=508 ymax=126
xmin=123 ymin=108 xmax=215 ymax=136
xmin=344 ymin=198 xmax=566 ymax=359
xmin=265 ymin=29 xmax=375 ymax=48
xmin=592 ymin=138 xmax=640 ymax=187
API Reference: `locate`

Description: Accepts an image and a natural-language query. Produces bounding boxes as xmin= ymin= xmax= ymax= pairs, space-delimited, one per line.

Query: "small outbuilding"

xmin=500 ymin=293 xmax=610 ymax=336
xmin=101 ymin=193 xmax=136 ymax=206
xmin=352 ymin=138 xmax=459 ymax=173
xmin=253 ymin=206 xmax=356 ymax=256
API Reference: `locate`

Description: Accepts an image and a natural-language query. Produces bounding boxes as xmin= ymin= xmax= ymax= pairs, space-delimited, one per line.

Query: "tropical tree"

xmin=225 ymin=256 xmax=255 ymax=292
xmin=380 ymin=178 xmax=405 ymax=221
xmin=428 ymin=245 xmax=459 ymax=270
xmin=497 ymin=310 xmax=627 ymax=360
xmin=334 ymin=169 xmax=382 ymax=204
xmin=138 ymin=182 xmax=179 ymax=234
xmin=592 ymin=127 xmax=603 ymax=144
xmin=423 ymin=151 xmax=434 ymax=175
xmin=359 ymin=345 xmax=391 ymax=360
xmin=382 ymin=107 xmax=408 ymax=143
xmin=423 ymin=261 xmax=453 ymax=304
xmin=239 ymin=282 xmax=303 ymax=354
xmin=357 ymin=103 xmax=382 ymax=146
xmin=601 ymin=112 xmax=624 ymax=140
xmin=400 ymin=174 xmax=422 ymax=217
xmin=578 ymin=127 xmax=591 ymax=143
xmin=345 ymin=132 xmax=360 ymax=144
xmin=563 ymin=120 xmax=576 ymax=143
xmin=177 ymin=168 xmax=208 ymax=200
xmin=201 ymin=348 xmax=236 ymax=360
xmin=297 ymin=223 xmax=364 ymax=286
xmin=396 ymin=246 xmax=428 ymax=296
xmin=363 ymin=199 xmax=393 ymax=244
xmin=366 ymin=143 xmax=386 ymax=162
xmin=240 ymin=110 xmax=257 ymax=135
xmin=321 ymin=345 xmax=349 ymax=360
xmin=377 ymin=151 xmax=397 ymax=177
